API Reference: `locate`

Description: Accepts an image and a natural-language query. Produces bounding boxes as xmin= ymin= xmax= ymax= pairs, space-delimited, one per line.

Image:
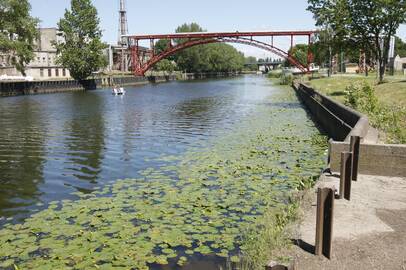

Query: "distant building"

xmin=345 ymin=63 xmax=359 ymax=74
xmin=0 ymin=28 xmax=71 ymax=80
xmin=394 ymin=55 xmax=406 ymax=72
xmin=105 ymin=44 xmax=150 ymax=74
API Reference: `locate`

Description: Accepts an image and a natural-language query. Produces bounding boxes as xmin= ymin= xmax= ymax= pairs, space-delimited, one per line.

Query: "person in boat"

xmin=112 ymin=85 xmax=118 ymax=95
xmin=119 ymin=86 xmax=125 ymax=94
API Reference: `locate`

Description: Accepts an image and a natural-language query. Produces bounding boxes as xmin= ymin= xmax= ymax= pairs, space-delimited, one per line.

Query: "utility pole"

xmin=118 ymin=0 xmax=129 ymax=73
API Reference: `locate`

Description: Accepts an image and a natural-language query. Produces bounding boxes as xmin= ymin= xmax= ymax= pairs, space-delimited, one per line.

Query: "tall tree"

xmin=350 ymin=0 xmax=406 ymax=82
xmin=395 ymin=36 xmax=406 ymax=58
xmin=245 ymin=56 xmax=258 ymax=71
xmin=288 ymin=44 xmax=309 ymax=66
xmin=55 ymin=0 xmax=107 ymax=81
xmin=0 ymin=0 xmax=39 ymax=74
xmin=154 ymin=23 xmax=244 ymax=73
xmin=308 ymin=0 xmax=358 ymax=76
xmin=173 ymin=23 xmax=209 ymax=72
xmin=154 ymin=59 xmax=177 ymax=73
xmin=308 ymin=0 xmax=406 ymax=82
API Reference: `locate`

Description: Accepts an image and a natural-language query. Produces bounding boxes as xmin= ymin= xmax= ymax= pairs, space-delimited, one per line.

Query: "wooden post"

xmin=340 ymin=151 xmax=352 ymax=200
xmin=315 ymin=187 xmax=335 ymax=259
xmin=350 ymin=136 xmax=361 ymax=181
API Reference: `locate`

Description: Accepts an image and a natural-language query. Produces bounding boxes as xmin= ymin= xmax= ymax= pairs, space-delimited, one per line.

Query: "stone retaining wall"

xmin=0 ymin=79 xmax=85 ymax=97
xmin=293 ymin=82 xmax=406 ymax=177
xmin=0 ymin=73 xmax=238 ymax=97
xmin=0 ymin=75 xmax=177 ymax=97
xmin=182 ymin=72 xmax=240 ymax=80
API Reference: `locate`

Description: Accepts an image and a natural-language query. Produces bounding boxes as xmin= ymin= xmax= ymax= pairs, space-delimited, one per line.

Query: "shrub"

xmin=267 ymin=70 xmax=282 ymax=78
xmin=344 ymin=82 xmax=405 ymax=143
xmin=344 ymin=82 xmax=379 ymax=114
xmin=279 ymin=72 xmax=294 ymax=85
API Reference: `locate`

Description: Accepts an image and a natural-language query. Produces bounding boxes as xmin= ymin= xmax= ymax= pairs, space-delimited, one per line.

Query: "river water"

xmin=0 ymin=75 xmax=278 ymax=223
xmin=0 ymin=75 xmax=326 ymax=269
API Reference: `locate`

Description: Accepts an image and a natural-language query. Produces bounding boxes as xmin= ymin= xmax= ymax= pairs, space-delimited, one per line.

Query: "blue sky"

xmin=29 ymin=0 xmax=406 ymax=58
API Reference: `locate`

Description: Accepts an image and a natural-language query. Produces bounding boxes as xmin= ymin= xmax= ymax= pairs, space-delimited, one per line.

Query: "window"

xmin=55 ymin=69 xmax=59 ymax=77
xmin=62 ymin=69 xmax=66 ymax=77
xmin=48 ymin=69 xmax=52 ymax=77
xmin=40 ymin=69 xmax=44 ymax=77
xmin=43 ymin=57 xmax=46 ymax=62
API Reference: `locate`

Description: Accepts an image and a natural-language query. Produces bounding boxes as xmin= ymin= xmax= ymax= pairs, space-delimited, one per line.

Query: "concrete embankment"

xmin=0 ymin=72 xmax=241 ymax=97
xmin=0 ymin=75 xmax=176 ymax=97
xmin=289 ymin=81 xmax=406 ymax=270
xmin=293 ymin=82 xmax=406 ymax=177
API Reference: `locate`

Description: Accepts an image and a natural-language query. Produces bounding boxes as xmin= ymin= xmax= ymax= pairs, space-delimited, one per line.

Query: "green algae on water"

xmin=0 ymin=87 xmax=327 ymax=269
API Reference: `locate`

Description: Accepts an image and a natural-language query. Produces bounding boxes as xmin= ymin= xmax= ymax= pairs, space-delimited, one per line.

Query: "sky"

xmin=29 ymin=0 xmax=406 ymax=58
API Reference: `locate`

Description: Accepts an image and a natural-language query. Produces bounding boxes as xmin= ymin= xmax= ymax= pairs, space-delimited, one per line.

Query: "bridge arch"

xmin=128 ymin=31 xmax=316 ymax=76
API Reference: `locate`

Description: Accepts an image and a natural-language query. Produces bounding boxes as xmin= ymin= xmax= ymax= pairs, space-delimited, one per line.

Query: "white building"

xmin=394 ymin=55 xmax=406 ymax=73
xmin=0 ymin=28 xmax=71 ymax=80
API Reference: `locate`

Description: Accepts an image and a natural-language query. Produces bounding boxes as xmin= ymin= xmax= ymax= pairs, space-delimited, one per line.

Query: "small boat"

xmin=112 ymin=87 xmax=126 ymax=96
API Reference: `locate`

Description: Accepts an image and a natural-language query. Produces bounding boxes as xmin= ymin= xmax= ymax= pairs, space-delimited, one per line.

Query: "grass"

xmin=307 ymin=74 xmax=406 ymax=107
xmin=304 ymin=73 xmax=406 ymax=144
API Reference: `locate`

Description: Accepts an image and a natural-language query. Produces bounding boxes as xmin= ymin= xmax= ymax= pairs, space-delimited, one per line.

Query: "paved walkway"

xmin=292 ymin=174 xmax=406 ymax=270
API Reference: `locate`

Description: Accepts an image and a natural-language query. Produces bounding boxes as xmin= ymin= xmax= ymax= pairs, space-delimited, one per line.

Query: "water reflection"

xmin=0 ymin=76 xmax=277 ymax=223
xmin=0 ymin=99 xmax=47 ymax=218
xmin=62 ymin=93 xmax=105 ymax=185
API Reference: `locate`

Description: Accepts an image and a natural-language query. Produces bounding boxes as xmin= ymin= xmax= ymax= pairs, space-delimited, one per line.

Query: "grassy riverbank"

xmin=0 ymin=81 xmax=327 ymax=269
xmin=305 ymin=74 xmax=406 ymax=144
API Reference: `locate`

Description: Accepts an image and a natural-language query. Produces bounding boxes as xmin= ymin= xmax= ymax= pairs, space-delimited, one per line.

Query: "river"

xmin=0 ymin=75 xmax=326 ymax=269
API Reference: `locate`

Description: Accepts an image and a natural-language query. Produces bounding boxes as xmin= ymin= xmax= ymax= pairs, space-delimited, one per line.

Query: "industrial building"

xmin=0 ymin=0 xmax=148 ymax=80
xmin=0 ymin=28 xmax=71 ymax=80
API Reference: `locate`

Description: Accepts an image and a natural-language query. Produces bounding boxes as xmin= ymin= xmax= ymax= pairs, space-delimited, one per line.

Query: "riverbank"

xmin=0 ymin=72 xmax=242 ymax=97
xmin=0 ymin=75 xmax=176 ymax=97
xmin=287 ymin=76 xmax=406 ymax=269
xmin=304 ymin=74 xmax=406 ymax=144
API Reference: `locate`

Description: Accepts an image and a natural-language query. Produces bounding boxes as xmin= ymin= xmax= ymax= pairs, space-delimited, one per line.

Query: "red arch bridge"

xmin=125 ymin=30 xmax=317 ymax=76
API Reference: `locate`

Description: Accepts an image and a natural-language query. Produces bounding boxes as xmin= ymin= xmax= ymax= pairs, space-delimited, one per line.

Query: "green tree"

xmin=0 ymin=0 xmax=39 ymax=74
xmin=154 ymin=59 xmax=176 ymax=73
xmin=245 ymin=56 xmax=258 ymax=71
xmin=308 ymin=0 xmax=406 ymax=82
xmin=55 ymin=0 xmax=107 ymax=81
xmin=245 ymin=56 xmax=257 ymax=64
xmin=288 ymin=44 xmax=309 ymax=66
xmin=308 ymin=1 xmax=359 ymax=76
xmin=395 ymin=36 xmax=406 ymax=57
xmin=173 ymin=23 xmax=209 ymax=72
xmin=310 ymin=30 xmax=361 ymax=71
xmin=350 ymin=0 xmax=406 ymax=82
xmin=159 ymin=23 xmax=244 ymax=73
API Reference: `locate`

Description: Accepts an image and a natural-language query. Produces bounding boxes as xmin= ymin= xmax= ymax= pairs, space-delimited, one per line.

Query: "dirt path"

xmin=292 ymin=174 xmax=406 ymax=270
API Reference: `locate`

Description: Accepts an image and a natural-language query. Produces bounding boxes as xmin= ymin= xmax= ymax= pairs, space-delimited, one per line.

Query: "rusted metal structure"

xmin=125 ymin=30 xmax=317 ymax=76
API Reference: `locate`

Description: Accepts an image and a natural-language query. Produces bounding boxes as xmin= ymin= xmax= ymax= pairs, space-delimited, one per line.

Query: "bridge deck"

xmin=125 ymin=30 xmax=317 ymax=40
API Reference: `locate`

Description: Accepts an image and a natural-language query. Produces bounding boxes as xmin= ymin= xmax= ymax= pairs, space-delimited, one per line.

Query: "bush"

xmin=344 ymin=82 xmax=379 ymax=113
xmin=267 ymin=70 xmax=282 ymax=78
xmin=279 ymin=72 xmax=294 ymax=85
xmin=344 ymin=82 xmax=405 ymax=143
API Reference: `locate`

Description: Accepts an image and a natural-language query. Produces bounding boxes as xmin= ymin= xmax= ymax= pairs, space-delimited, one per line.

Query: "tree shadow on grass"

xmin=329 ymin=91 xmax=346 ymax=97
